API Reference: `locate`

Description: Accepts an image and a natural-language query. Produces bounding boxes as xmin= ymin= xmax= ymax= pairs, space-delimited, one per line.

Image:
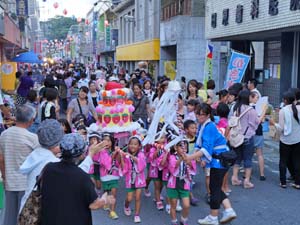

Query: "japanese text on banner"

xmin=225 ymin=51 xmax=251 ymax=88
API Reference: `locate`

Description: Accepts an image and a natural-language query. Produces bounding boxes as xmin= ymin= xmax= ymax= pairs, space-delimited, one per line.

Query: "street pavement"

xmin=92 ymin=137 xmax=300 ymax=225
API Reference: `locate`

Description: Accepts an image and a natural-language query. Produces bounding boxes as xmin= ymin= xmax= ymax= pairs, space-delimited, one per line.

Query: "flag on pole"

xmin=224 ymin=50 xmax=251 ymax=88
xmin=203 ymin=44 xmax=213 ymax=89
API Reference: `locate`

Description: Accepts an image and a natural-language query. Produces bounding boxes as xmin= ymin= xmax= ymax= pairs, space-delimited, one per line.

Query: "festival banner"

xmin=164 ymin=61 xmax=176 ymax=80
xmin=1 ymin=62 xmax=17 ymax=91
xmin=225 ymin=50 xmax=251 ymax=88
xmin=203 ymin=44 xmax=213 ymax=89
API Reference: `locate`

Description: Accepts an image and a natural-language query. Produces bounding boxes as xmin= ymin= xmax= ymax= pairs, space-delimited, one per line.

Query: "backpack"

xmin=58 ymin=80 xmax=67 ymax=99
xmin=228 ymin=107 xmax=252 ymax=148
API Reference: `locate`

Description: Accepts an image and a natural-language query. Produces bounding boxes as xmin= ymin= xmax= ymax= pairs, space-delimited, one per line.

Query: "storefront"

xmin=116 ymin=38 xmax=160 ymax=77
xmin=205 ymin=0 xmax=300 ymax=106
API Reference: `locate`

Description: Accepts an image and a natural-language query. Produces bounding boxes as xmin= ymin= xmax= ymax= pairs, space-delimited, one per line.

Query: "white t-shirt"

xmin=0 ymin=91 xmax=4 ymax=124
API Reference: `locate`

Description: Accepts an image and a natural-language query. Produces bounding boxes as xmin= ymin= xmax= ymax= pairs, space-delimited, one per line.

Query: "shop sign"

xmin=290 ymin=0 xmax=300 ymax=10
xmin=211 ymin=0 xmax=290 ymax=28
xmin=16 ymin=0 xmax=28 ymax=17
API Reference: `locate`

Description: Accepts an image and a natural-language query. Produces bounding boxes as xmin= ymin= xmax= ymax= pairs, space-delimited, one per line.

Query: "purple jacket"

xmin=167 ymin=154 xmax=196 ymax=190
xmin=121 ymin=151 xmax=146 ymax=189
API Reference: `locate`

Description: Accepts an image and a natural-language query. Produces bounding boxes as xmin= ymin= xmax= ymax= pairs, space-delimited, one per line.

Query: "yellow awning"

xmin=116 ymin=39 xmax=160 ymax=61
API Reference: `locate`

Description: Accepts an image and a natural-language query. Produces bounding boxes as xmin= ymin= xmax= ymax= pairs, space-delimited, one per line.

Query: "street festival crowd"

xmin=0 ymin=62 xmax=299 ymax=225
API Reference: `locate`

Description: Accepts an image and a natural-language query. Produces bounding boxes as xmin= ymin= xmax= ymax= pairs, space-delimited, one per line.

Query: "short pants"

xmin=167 ymin=188 xmax=189 ymax=199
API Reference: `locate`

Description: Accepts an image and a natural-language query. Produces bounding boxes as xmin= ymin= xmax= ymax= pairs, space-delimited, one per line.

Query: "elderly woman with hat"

xmin=19 ymin=119 xmax=109 ymax=214
xmin=40 ymin=133 xmax=115 ymax=225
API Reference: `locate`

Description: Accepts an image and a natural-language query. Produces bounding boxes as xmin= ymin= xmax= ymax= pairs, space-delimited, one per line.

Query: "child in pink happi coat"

xmin=167 ymin=137 xmax=197 ymax=225
xmin=87 ymin=131 xmax=102 ymax=192
xmin=148 ymin=134 xmax=170 ymax=211
xmin=97 ymin=133 xmax=120 ymax=220
xmin=120 ymin=135 xmax=146 ymax=223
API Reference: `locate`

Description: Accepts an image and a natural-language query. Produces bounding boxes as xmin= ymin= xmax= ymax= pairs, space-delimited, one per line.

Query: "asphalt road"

xmin=92 ymin=144 xmax=300 ymax=225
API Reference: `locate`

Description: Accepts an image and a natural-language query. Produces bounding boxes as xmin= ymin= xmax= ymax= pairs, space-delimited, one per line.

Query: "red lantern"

xmin=77 ymin=17 xmax=82 ymax=23
xmin=104 ymin=20 xmax=109 ymax=26
xmin=63 ymin=9 xmax=67 ymax=15
xmin=53 ymin=2 xmax=59 ymax=9
xmin=85 ymin=19 xmax=89 ymax=25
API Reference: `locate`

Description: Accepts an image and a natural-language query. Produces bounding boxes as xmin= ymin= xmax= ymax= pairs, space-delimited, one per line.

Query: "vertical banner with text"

xmin=164 ymin=61 xmax=176 ymax=80
xmin=203 ymin=44 xmax=213 ymax=89
xmin=225 ymin=50 xmax=250 ymax=88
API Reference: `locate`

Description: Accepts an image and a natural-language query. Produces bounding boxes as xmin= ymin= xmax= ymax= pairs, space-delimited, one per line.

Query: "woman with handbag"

xmin=67 ymin=86 xmax=97 ymax=127
xmin=270 ymin=91 xmax=300 ymax=189
xmin=186 ymin=103 xmax=237 ymax=225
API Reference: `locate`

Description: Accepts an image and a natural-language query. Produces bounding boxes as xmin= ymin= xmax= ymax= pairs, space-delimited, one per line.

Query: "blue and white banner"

xmin=225 ymin=50 xmax=251 ymax=88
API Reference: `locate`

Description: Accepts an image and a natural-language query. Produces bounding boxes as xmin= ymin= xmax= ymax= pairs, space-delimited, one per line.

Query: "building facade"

xmin=160 ymin=0 xmax=226 ymax=87
xmin=115 ymin=0 xmax=160 ymax=77
xmin=205 ymin=0 xmax=300 ymax=106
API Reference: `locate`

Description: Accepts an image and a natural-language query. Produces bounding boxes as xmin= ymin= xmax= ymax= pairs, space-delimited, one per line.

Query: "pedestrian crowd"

xmin=0 ymin=62 xmax=299 ymax=225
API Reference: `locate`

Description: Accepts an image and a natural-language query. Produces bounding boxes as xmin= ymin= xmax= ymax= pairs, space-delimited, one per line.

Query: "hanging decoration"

xmin=85 ymin=19 xmax=89 ymax=25
xmin=77 ymin=17 xmax=82 ymax=23
xmin=53 ymin=2 xmax=59 ymax=9
xmin=63 ymin=9 xmax=68 ymax=15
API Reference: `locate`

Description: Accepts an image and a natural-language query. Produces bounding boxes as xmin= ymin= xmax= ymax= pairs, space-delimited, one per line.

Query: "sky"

xmin=38 ymin=0 xmax=97 ymax=20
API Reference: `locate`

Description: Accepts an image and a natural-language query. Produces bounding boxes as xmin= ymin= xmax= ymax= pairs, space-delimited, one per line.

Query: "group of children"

xmin=84 ymin=120 xmax=201 ymax=225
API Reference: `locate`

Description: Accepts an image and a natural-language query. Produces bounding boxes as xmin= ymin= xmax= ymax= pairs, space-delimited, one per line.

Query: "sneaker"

xmin=260 ymin=176 xmax=266 ymax=181
xmin=190 ymin=197 xmax=199 ymax=206
xmin=144 ymin=189 xmax=151 ymax=197
xmin=103 ymin=204 xmax=110 ymax=211
xmin=134 ymin=215 xmax=141 ymax=223
xmin=124 ymin=205 xmax=131 ymax=216
xmin=165 ymin=204 xmax=171 ymax=214
xmin=109 ymin=211 xmax=119 ymax=220
xmin=156 ymin=201 xmax=164 ymax=210
xmin=220 ymin=209 xmax=237 ymax=224
xmin=180 ymin=222 xmax=188 ymax=225
xmin=176 ymin=202 xmax=182 ymax=212
xmin=198 ymin=215 xmax=219 ymax=225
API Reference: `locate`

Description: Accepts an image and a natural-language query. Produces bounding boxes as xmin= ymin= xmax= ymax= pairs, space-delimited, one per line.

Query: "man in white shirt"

xmin=77 ymin=73 xmax=90 ymax=89
xmin=0 ymin=104 xmax=39 ymax=225
xmin=247 ymin=79 xmax=261 ymax=99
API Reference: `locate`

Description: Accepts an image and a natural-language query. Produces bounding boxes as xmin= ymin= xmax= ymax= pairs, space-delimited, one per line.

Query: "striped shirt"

xmin=0 ymin=126 xmax=39 ymax=191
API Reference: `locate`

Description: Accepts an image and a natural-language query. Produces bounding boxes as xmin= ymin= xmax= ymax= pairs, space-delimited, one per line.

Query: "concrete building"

xmin=114 ymin=0 xmax=160 ymax=77
xmin=205 ymin=0 xmax=300 ymax=106
xmin=160 ymin=0 xmax=226 ymax=87
xmin=28 ymin=0 xmax=41 ymax=53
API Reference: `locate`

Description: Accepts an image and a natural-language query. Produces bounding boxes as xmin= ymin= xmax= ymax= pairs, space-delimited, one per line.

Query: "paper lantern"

xmin=104 ymin=20 xmax=109 ymax=26
xmin=77 ymin=17 xmax=82 ymax=23
xmin=85 ymin=19 xmax=89 ymax=25
xmin=53 ymin=2 xmax=59 ymax=9
xmin=63 ymin=9 xmax=67 ymax=15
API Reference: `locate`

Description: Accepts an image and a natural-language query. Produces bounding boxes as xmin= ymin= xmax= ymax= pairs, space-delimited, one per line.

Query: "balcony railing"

xmin=161 ymin=0 xmax=192 ymax=21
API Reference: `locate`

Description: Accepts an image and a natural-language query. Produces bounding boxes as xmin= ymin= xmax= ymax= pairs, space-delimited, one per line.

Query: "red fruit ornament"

xmin=103 ymin=115 xmax=111 ymax=124
xmin=112 ymin=115 xmax=121 ymax=124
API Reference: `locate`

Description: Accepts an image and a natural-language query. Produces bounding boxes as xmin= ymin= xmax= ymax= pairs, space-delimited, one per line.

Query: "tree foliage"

xmin=40 ymin=16 xmax=77 ymax=41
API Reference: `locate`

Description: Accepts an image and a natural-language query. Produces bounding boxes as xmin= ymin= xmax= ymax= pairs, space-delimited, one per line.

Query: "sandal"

xmin=244 ymin=182 xmax=254 ymax=189
xmin=231 ymin=179 xmax=242 ymax=186
xmin=279 ymin=183 xmax=287 ymax=188
xmin=292 ymin=184 xmax=300 ymax=189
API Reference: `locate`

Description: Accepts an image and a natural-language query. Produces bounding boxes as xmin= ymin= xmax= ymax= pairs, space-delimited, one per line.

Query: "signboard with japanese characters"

xmin=205 ymin=0 xmax=300 ymax=40
xmin=225 ymin=50 xmax=251 ymax=88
